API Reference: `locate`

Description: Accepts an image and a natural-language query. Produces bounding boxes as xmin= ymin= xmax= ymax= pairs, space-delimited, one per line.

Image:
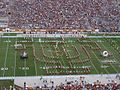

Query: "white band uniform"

xmin=102 ymin=51 xmax=109 ymax=57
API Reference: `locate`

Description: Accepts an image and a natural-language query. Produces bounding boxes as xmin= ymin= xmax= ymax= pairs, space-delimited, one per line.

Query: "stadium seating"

xmin=22 ymin=79 xmax=120 ymax=90
xmin=0 ymin=0 xmax=119 ymax=31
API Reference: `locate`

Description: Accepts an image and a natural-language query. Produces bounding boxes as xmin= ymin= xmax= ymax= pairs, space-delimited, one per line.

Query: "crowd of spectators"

xmin=0 ymin=0 xmax=9 ymax=17
xmin=8 ymin=0 xmax=120 ymax=32
xmin=24 ymin=76 xmax=120 ymax=90
xmin=53 ymin=81 xmax=120 ymax=90
xmin=33 ymin=79 xmax=120 ymax=90
xmin=0 ymin=0 xmax=120 ymax=31
xmin=39 ymin=76 xmax=120 ymax=90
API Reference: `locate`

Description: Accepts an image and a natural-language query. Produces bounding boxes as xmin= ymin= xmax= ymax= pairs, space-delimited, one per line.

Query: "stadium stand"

xmin=0 ymin=0 xmax=120 ymax=90
xmin=1 ymin=83 xmax=120 ymax=90
xmin=7 ymin=0 xmax=120 ymax=32
xmin=45 ymin=82 xmax=120 ymax=90
xmin=3 ymin=79 xmax=120 ymax=90
xmin=0 ymin=0 xmax=9 ymax=17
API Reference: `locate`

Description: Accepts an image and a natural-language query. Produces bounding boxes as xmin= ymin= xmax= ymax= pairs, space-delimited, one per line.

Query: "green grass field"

xmin=0 ymin=80 xmax=14 ymax=89
xmin=0 ymin=36 xmax=120 ymax=76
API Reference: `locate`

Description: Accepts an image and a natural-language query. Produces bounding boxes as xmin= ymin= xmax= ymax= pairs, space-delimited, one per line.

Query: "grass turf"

xmin=0 ymin=80 xmax=14 ymax=89
xmin=0 ymin=37 xmax=120 ymax=76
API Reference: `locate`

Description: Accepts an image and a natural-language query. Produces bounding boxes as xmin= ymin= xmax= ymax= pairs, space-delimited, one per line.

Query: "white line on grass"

xmin=58 ymin=38 xmax=68 ymax=74
xmin=76 ymin=38 xmax=99 ymax=74
xmin=32 ymin=38 xmax=38 ymax=76
xmin=57 ymin=45 xmax=68 ymax=73
xmin=109 ymin=38 xmax=120 ymax=62
xmin=14 ymin=51 xmax=17 ymax=77
xmin=40 ymin=43 xmax=48 ymax=75
xmin=3 ymin=38 xmax=9 ymax=77
xmin=74 ymin=45 xmax=87 ymax=68
xmin=96 ymin=37 xmax=119 ymax=73
xmin=24 ymin=59 xmax=27 ymax=76
xmin=34 ymin=58 xmax=38 ymax=76
xmin=89 ymin=38 xmax=110 ymax=74
xmin=68 ymin=38 xmax=86 ymax=73
xmin=48 ymin=45 xmax=59 ymax=74
xmin=109 ymin=39 xmax=120 ymax=64
xmin=63 ymin=45 xmax=73 ymax=69
xmin=91 ymin=49 xmax=109 ymax=74
xmin=83 ymin=47 xmax=99 ymax=74
xmin=101 ymin=38 xmax=118 ymax=73
xmin=14 ymin=38 xmax=17 ymax=77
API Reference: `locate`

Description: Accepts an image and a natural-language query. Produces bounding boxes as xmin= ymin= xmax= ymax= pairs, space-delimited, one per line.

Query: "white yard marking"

xmin=3 ymin=38 xmax=9 ymax=77
xmin=24 ymin=59 xmax=27 ymax=76
xmin=91 ymin=50 xmax=109 ymax=74
xmin=110 ymin=39 xmax=120 ymax=65
xmin=33 ymin=38 xmax=38 ymax=76
xmin=14 ymin=51 xmax=17 ymax=77
xmin=68 ymin=38 xmax=86 ymax=72
xmin=34 ymin=58 xmax=38 ymax=76
xmin=14 ymin=38 xmax=17 ymax=77
xmin=74 ymin=45 xmax=88 ymax=70
xmin=57 ymin=43 xmax=68 ymax=73
xmin=40 ymin=41 xmax=48 ymax=75
xmin=1 ymin=67 xmax=8 ymax=71
xmin=48 ymin=45 xmax=58 ymax=73
xmin=101 ymin=39 xmax=119 ymax=73
xmin=19 ymin=67 xmax=29 ymax=70
xmin=89 ymin=38 xmax=110 ymax=74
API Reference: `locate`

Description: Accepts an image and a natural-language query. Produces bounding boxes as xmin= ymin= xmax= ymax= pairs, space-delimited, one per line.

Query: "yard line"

xmin=14 ymin=37 xmax=17 ymax=77
xmin=63 ymin=40 xmax=82 ymax=74
xmin=32 ymin=38 xmax=38 ymax=76
xmin=34 ymin=58 xmax=38 ymax=76
xmin=67 ymin=51 xmax=76 ymax=72
xmin=42 ymin=56 xmax=48 ymax=74
xmin=3 ymin=38 xmax=9 ymax=77
xmin=82 ymin=45 xmax=99 ymax=74
xmin=24 ymin=59 xmax=27 ymax=76
xmin=75 ymin=38 xmax=99 ymax=74
xmin=108 ymin=38 xmax=120 ymax=64
xmin=88 ymin=38 xmax=110 ymax=74
xmin=40 ymin=42 xmax=48 ymax=75
xmin=39 ymin=38 xmax=50 ymax=75
xmin=41 ymin=40 xmax=59 ymax=74
xmin=69 ymin=38 xmax=86 ymax=66
xmin=74 ymin=45 xmax=88 ymax=68
xmin=58 ymin=37 xmax=71 ymax=74
xmin=14 ymin=51 xmax=17 ymax=77
xmin=101 ymin=38 xmax=119 ymax=73
xmin=53 ymin=46 xmax=64 ymax=67
xmin=91 ymin=50 xmax=109 ymax=74
xmin=63 ymin=39 xmax=76 ymax=72
xmin=97 ymin=37 xmax=119 ymax=73
xmin=57 ymin=44 xmax=68 ymax=73
xmin=48 ymin=44 xmax=59 ymax=74
xmin=107 ymin=34 xmax=120 ymax=64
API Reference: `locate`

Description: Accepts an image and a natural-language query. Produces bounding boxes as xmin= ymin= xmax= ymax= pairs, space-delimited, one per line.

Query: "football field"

xmin=0 ymin=36 xmax=120 ymax=77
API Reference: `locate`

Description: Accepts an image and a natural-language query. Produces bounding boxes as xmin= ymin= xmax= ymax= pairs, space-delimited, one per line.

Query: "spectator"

xmin=0 ymin=0 xmax=119 ymax=31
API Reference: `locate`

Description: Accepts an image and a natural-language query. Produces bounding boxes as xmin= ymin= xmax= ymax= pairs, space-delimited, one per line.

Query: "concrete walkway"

xmin=1 ymin=33 xmax=120 ymax=38
xmin=14 ymin=74 xmax=120 ymax=88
